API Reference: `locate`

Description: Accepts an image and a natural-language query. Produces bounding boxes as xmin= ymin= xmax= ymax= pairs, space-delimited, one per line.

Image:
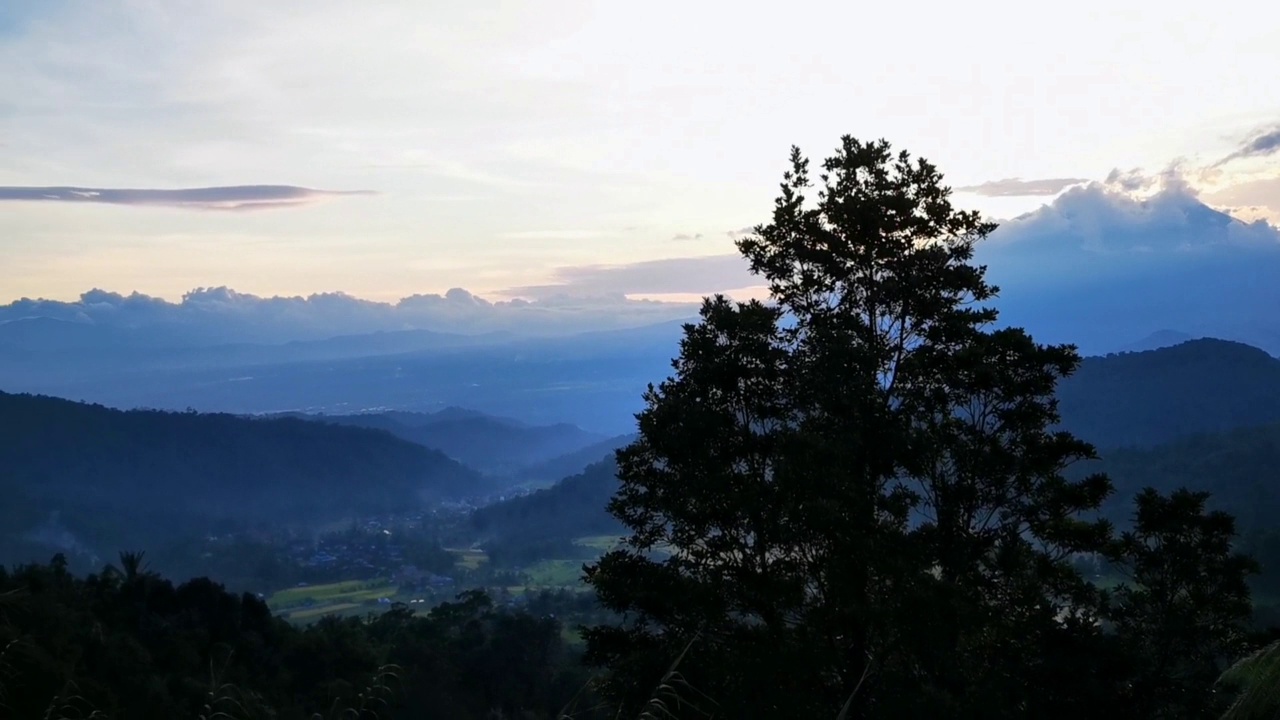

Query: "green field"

xmin=524 ymin=558 xmax=587 ymax=587
xmin=574 ymin=535 xmax=624 ymax=552
xmin=287 ymin=602 xmax=364 ymax=621
xmin=449 ymin=547 xmax=489 ymax=569
xmin=270 ymin=579 xmax=395 ymax=607
xmin=268 ymin=579 xmax=400 ymax=623
xmin=269 ymin=536 xmax=617 ymax=624
xmin=515 ymin=537 xmax=628 ymax=588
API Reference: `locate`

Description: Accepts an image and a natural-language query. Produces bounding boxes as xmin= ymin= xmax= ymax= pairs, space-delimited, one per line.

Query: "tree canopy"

xmin=583 ymin=136 xmax=1257 ymax=718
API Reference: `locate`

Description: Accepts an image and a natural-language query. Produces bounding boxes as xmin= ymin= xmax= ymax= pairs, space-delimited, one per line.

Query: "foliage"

xmin=1105 ymin=489 xmax=1259 ymax=718
xmin=1219 ymin=637 xmax=1280 ymax=720
xmin=1082 ymin=421 xmax=1280 ymax=533
xmin=582 ymin=135 xmax=1260 ymax=718
xmin=471 ymin=460 xmax=624 ymax=568
xmin=0 ymin=555 xmax=601 ymax=720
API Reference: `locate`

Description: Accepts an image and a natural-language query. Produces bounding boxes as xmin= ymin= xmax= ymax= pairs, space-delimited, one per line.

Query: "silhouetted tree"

xmin=1107 ymin=488 xmax=1258 ymax=718
xmin=583 ymin=136 xmax=1116 ymax=718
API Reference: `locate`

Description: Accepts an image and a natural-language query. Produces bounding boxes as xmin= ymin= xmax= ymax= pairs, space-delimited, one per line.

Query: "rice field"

xmin=448 ymin=547 xmax=489 ymax=569
xmin=523 ymin=558 xmax=587 ymax=587
xmin=270 ymin=579 xmax=396 ymax=607
xmin=267 ymin=579 xmax=400 ymax=622
xmin=573 ymin=535 xmax=625 ymax=552
xmin=286 ymin=602 xmax=365 ymax=621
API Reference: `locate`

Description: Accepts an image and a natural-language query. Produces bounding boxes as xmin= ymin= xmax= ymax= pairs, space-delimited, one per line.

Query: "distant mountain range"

xmin=0 ymin=316 xmax=686 ymax=435
xmin=9 ymin=335 xmax=1280 ymax=578
xmin=281 ymin=408 xmax=611 ymax=476
xmin=513 ymin=433 xmax=637 ymax=486
xmin=1116 ymin=329 xmax=1196 ymax=354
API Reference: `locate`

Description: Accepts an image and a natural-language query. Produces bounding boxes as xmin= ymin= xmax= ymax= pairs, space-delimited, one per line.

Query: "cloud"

xmin=1201 ymin=176 xmax=1280 ymax=224
xmin=0 ymin=285 xmax=701 ymax=344
xmin=989 ymin=182 xmax=1275 ymax=255
xmin=978 ymin=182 xmax=1280 ymax=354
xmin=671 ymin=233 xmax=704 ymax=241
xmin=501 ymin=254 xmax=755 ymax=300
xmin=10 ymin=182 xmax=1280 ymax=358
xmin=0 ymin=185 xmax=372 ymax=211
xmin=1105 ymin=167 xmax=1154 ymax=193
xmin=1101 ymin=160 xmax=1203 ymax=196
xmin=955 ymin=177 xmax=1089 ymax=197
xmin=1099 ymin=147 xmax=1280 ymax=225
xmin=1215 ymin=123 xmax=1280 ymax=167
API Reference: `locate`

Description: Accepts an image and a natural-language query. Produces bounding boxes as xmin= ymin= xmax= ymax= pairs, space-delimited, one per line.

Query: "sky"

xmin=2 ymin=0 xmax=1279 ymax=306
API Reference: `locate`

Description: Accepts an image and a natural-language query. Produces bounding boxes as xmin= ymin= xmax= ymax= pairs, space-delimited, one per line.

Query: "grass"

xmin=574 ymin=535 xmax=625 ymax=552
xmin=268 ymin=580 xmax=399 ymax=624
xmin=269 ymin=579 xmax=396 ymax=608
xmin=525 ymin=559 xmax=588 ymax=587
xmin=448 ymin=548 xmax=489 ymax=570
xmin=286 ymin=602 xmax=365 ymax=621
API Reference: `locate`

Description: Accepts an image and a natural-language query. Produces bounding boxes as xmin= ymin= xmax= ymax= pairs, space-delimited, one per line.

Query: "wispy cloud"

xmin=0 ymin=185 xmax=373 ymax=211
xmin=501 ymin=254 xmax=754 ymax=299
xmin=955 ymin=177 xmax=1090 ymax=197
xmin=1215 ymin=122 xmax=1280 ymax=167
xmin=671 ymin=233 xmax=704 ymax=241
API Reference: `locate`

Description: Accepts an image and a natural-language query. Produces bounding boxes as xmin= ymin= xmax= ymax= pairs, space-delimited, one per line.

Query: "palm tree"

xmin=1220 ymin=639 xmax=1280 ymax=719
xmin=115 ymin=551 xmax=149 ymax=584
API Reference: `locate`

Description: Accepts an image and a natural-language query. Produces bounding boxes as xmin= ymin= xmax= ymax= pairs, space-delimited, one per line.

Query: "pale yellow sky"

xmin=1 ymin=0 xmax=1278 ymax=304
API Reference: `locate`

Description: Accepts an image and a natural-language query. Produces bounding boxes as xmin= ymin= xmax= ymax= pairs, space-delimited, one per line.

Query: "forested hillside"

xmin=514 ymin=433 xmax=636 ymax=485
xmin=468 ymin=338 xmax=1280 ymax=567
xmin=1058 ymin=338 xmax=1280 ymax=448
xmin=289 ymin=408 xmax=606 ymax=475
xmin=0 ymin=391 xmax=484 ymax=567
xmin=1084 ymin=421 xmax=1280 ymax=530
xmin=469 ymin=459 xmax=623 ymax=565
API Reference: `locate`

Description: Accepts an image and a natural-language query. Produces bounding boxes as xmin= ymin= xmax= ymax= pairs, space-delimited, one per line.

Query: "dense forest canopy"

xmin=1058 ymin=338 xmax=1280 ymax=448
xmin=0 ymin=557 xmax=598 ymax=720
xmin=0 ymin=391 xmax=485 ymax=571
xmin=469 ymin=460 xmax=624 ymax=566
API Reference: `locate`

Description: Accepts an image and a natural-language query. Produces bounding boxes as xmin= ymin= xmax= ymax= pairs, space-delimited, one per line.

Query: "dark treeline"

xmin=0 ymin=554 xmax=602 ymax=720
xmin=1090 ymin=421 xmax=1280 ymax=532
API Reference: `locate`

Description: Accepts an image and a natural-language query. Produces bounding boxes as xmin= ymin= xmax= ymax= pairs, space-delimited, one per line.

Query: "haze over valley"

xmin=4 ymin=1 xmax=1280 ymax=717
